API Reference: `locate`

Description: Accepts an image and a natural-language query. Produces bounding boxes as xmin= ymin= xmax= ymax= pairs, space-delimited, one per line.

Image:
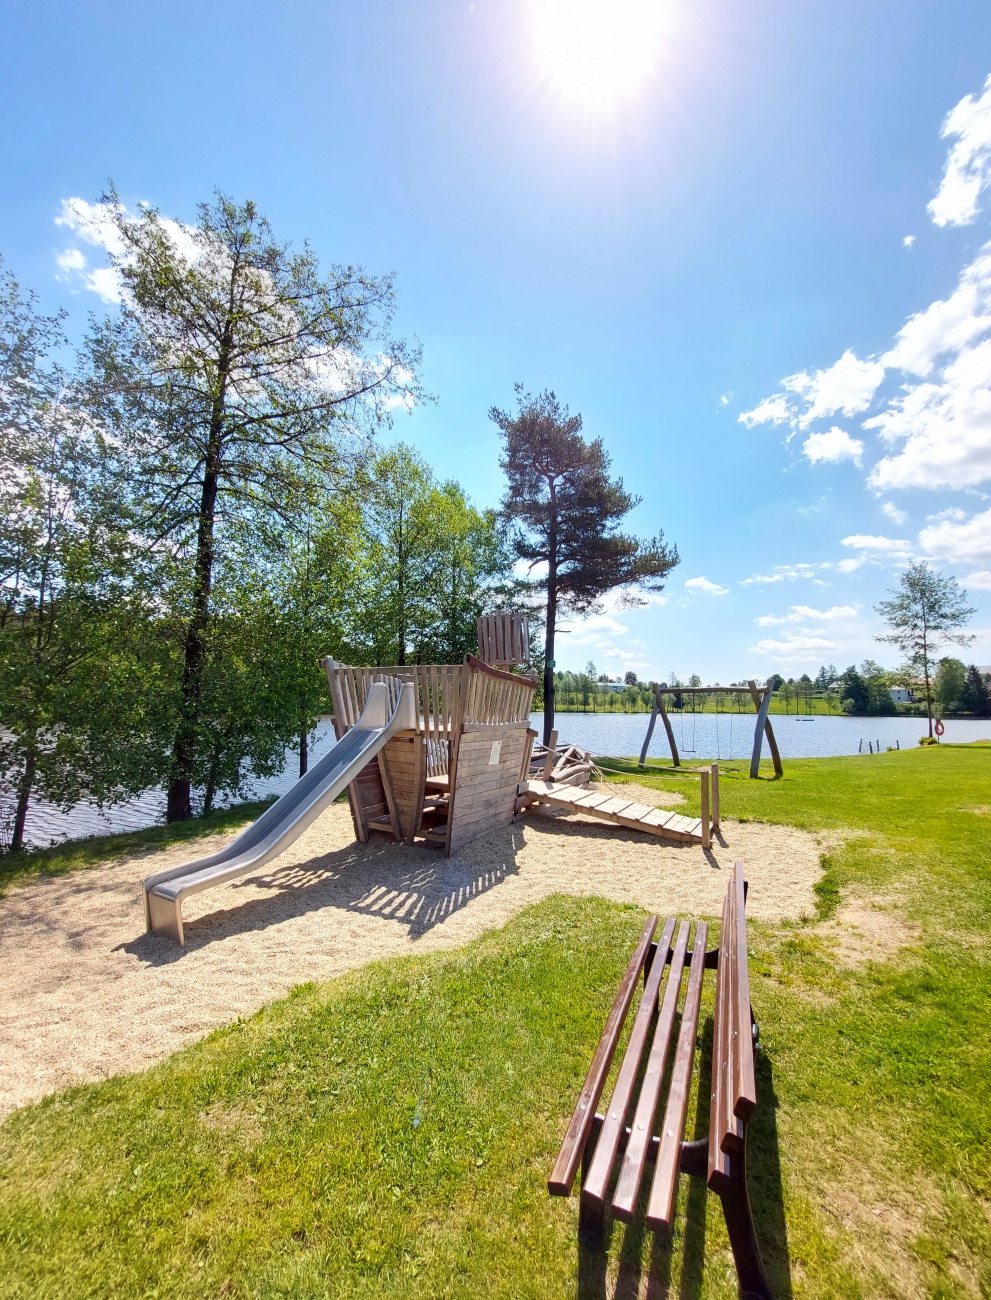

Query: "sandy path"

xmin=0 ymin=798 xmax=826 ymax=1119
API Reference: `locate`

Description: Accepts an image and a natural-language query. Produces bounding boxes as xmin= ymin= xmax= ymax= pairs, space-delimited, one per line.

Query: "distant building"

xmin=889 ymin=687 xmax=913 ymax=704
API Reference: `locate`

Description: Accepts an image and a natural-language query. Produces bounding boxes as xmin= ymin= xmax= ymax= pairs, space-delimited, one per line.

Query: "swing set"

xmin=638 ymin=679 xmax=783 ymax=779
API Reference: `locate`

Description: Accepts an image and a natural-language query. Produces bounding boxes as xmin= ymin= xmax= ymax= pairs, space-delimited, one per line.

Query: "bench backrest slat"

xmin=732 ymin=865 xmax=757 ymax=1120
xmin=709 ymin=861 xmax=756 ymax=1186
xmin=547 ymin=914 xmax=658 ymax=1196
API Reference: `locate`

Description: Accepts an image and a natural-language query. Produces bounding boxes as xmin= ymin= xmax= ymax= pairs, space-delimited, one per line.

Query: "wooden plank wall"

xmin=378 ymin=733 xmax=426 ymax=843
xmin=476 ymin=612 xmax=529 ymax=668
xmin=447 ymin=721 xmax=532 ymax=853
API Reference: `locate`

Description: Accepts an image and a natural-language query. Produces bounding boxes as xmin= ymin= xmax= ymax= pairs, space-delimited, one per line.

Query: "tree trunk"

xmin=167 ymin=427 xmax=225 ymax=821
xmin=10 ymin=749 xmax=36 ymax=853
xmin=543 ymin=587 xmax=556 ymax=745
xmin=202 ymin=752 xmax=219 ymax=817
xmin=299 ymin=723 xmax=308 ymax=777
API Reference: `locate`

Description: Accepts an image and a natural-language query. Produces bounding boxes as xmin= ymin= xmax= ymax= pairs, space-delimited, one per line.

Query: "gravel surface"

xmin=0 ymin=797 xmax=828 ymax=1118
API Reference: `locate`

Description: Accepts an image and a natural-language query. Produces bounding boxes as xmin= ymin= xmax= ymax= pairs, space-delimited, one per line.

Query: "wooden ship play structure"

xmin=143 ymin=611 xmax=720 ymax=944
xmin=324 ymin=611 xmax=717 ymax=858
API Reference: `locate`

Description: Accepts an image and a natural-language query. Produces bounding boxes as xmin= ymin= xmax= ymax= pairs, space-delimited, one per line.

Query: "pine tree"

xmin=960 ymin=664 xmax=989 ymax=717
xmin=491 ymin=387 xmax=678 ymax=742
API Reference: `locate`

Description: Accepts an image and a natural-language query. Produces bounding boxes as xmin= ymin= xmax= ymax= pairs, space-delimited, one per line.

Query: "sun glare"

xmin=529 ymin=0 xmax=672 ymax=112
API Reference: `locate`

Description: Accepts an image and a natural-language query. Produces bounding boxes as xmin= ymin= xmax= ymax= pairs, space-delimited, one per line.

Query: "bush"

xmin=918 ymin=735 xmax=938 ymax=746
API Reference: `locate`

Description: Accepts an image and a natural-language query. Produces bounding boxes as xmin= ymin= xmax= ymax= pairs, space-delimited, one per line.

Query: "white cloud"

xmin=719 ymin=393 xmax=730 ymax=406
xmin=965 ymin=569 xmax=991 ymax=590
xmin=841 ymin=533 xmax=914 ymax=557
xmin=559 ymin=614 xmax=629 ymax=641
xmin=53 ymin=195 xmax=201 ymax=305
xmin=918 ymin=505 xmax=991 ymax=568
xmin=928 ymin=73 xmax=991 ymax=228
xmin=802 ymin=426 xmax=864 ymax=466
xmin=55 ymin=247 xmax=86 ymax=272
xmin=868 ymin=335 xmax=991 ymax=490
xmin=737 ymin=392 xmax=793 ymax=429
xmin=903 ymin=235 xmax=916 ymax=248
xmin=748 ymin=633 xmax=839 ymax=661
xmin=926 ymin=507 xmax=967 ymax=523
xmin=786 ymin=351 xmax=885 ymax=427
xmin=881 ymin=501 xmax=908 ymax=526
xmin=740 ymin=351 xmax=884 ymax=434
xmin=881 ymin=245 xmax=991 ymax=377
xmin=740 ymin=563 xmax=822 ymax=585
xmin=836 ymin=557 xmax=863 ymax=573
xmin=684 ymin=576 xmax=729 ymax=596
xmin=755 ymin=604 xmax=858 ymax=628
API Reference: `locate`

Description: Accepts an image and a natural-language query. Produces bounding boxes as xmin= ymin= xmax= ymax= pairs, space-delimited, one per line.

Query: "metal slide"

xmin=142 ymin=679 xmax=416 ymax=945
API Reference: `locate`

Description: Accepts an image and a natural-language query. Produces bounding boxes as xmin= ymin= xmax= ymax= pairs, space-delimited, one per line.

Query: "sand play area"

xmin=0 ymin=786 xmax=827 ymax=1119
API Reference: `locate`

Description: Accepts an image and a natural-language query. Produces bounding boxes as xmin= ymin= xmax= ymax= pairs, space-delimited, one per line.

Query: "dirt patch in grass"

xmin=0 ymin=799 xmax=824 ymax=1120
xmin=199 ymin=1100 xmax=264 ymax=1145
xmin=815 ymin=895 xmax=922 ymax=968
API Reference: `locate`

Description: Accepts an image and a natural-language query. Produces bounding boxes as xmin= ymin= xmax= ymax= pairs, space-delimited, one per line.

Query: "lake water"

xmin=13 ymin=710 xmax=990 ymax=851
xmin=544 ymin=710 xmax=991 ymax=764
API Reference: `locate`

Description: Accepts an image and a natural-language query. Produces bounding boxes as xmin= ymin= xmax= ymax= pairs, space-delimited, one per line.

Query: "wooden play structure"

xmin=639 ymin=679 xmax=783 ymax=779
xmin=323 ymin=613 xmax=721 ymax=856
xmin=521 ymin=762 xmax=720 ymax=849
xmin=322 ymin=651 xmax=539 ymax=855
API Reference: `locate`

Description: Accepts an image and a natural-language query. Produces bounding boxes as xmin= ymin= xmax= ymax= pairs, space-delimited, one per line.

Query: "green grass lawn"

xmin=1 ymin=746 xmax=990 ymax=1297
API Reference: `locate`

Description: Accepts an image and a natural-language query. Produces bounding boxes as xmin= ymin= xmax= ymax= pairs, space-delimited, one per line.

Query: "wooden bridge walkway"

xmin=518 ymin=780 xmax=706 ymax=844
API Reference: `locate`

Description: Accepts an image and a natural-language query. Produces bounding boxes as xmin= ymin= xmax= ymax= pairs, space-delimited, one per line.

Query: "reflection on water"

xmin=12 ymin=710 xmax=990 ymax=851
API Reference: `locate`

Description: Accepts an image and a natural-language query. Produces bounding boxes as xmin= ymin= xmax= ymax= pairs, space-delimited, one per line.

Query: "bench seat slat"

xmin=612 ymin=920 xmax=691 ymax=1220
xmin=646 ymin=919 xmax=709 ymax=1231
xmin=548 ymin=915 xmax=658 ymax=1196
xmin=581 ymin=918 xmax=677 ymax=1209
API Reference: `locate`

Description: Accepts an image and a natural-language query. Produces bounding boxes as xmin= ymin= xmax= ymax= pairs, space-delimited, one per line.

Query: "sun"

xmin=529 ymin=0 xmax=673 ymax=112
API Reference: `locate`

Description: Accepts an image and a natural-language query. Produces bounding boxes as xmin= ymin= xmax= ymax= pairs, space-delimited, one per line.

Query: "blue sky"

xmin=3 ymin=0 xmax=991 ymax=682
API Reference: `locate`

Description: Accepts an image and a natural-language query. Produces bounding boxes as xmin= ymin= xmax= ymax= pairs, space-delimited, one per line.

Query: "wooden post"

xmin=640 ymin=686 xmax=680 ymax=768
xmin=746 ymin=678 xmax=782 ymax=779
xmin=543 ymin=729 xmax=558 ymax=781
xmin=710 ymin=762 xmax=720 ymax=830
xmin=700 ymin=769 xmax=710 ymax=849
xmin=657 ymin=691 xmax=680 ymax=767
xmin=638 ymin=699 xmax=658 ymax=768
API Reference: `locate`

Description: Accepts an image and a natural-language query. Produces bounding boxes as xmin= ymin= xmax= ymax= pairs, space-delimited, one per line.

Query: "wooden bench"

xmin=548 ymin=861 xmax=772 ymax=1299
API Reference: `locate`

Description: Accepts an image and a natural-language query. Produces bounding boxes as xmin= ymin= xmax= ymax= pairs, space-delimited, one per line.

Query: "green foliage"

xmin=0 ymin=258 xmax=154 ymax=850
xmin=934 ymin=656 xmax=967 ymax=712
xmin=350 ymin=445 xmax=512 ymax=667
xmin=960 ymin=664 xmax=990 ymax=717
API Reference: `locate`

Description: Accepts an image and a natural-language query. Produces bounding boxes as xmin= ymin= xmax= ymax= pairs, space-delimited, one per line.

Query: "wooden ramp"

xmin=519 ymin=780 xmax=706 ymax=844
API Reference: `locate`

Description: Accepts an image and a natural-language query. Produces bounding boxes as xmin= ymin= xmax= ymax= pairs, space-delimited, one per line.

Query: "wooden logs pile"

xmin=528 ymin=729 xmax=595 ymax=789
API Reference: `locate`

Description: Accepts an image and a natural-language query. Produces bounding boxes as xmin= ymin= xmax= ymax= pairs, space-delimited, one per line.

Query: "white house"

xmin=889 ymin=687 xmax=913 ymax=704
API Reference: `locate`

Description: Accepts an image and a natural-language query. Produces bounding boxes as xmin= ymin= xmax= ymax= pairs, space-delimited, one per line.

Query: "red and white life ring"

xmin=934 ymin=719 xmax=945 ymax=737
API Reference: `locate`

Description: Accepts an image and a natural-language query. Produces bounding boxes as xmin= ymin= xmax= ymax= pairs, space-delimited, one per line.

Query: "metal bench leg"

xmin=717 ymin=1138 xmax=772 ymax=1300
xmin=146 ymin=891 xmax=185 ymax=945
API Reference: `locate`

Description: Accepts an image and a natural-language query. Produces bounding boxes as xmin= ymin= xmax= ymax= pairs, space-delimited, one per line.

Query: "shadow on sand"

xmin=119 ymin=824 xmax=527 ymax=964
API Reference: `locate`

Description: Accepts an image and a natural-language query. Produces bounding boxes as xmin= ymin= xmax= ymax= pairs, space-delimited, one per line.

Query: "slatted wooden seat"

xmin=548 ymin=862 xmax=772 ymax=1299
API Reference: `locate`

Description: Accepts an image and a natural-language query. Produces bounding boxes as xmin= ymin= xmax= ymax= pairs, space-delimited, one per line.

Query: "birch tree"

xmin=84 ymin=190 xmax=424 ymax=820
